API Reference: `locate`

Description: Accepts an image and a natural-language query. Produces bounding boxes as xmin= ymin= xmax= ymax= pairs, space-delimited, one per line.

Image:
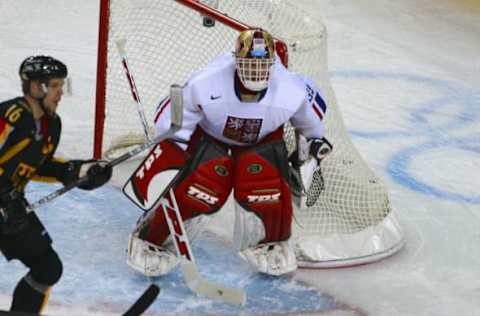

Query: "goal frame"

xmin=94 ymin=0 xmax=405 ymax=268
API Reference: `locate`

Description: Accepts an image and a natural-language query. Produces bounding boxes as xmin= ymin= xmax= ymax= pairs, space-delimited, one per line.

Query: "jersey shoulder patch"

xmin=305 ymin=82 xmax=327 ymax=115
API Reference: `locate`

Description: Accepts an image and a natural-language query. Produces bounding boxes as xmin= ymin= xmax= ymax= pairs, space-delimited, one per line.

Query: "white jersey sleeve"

xmin=153 ymin=53 xmax=234 ymax=144
xmin=290 ymin=76 xmax=328 ymax=140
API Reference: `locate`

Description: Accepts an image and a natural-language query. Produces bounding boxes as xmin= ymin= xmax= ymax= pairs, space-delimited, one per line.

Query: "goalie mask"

xmin=234 ymin=28 xmax=275 ymax=92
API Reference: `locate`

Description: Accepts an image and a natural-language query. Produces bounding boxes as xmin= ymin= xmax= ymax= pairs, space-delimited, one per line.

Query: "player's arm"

xmin=288 ymin=80 xmax=332 ymax=207
xmin=290 ymin=81 xmax=333 ymax=165
xmin=34 ymin=157 xmax=112 ymax=190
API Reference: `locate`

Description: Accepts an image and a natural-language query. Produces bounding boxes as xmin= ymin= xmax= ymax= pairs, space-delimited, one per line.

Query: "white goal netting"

xmin=98 ymin=0 xmax=404 ymax=267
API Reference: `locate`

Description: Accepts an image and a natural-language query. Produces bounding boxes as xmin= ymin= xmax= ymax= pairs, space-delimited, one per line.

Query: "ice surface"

xmin=0 ymin=0 xmax=479 ymax=315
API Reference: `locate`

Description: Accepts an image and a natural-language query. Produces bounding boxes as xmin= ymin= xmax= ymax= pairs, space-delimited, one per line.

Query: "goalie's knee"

xmin=176 ymin=135 xmax=233 ymax=215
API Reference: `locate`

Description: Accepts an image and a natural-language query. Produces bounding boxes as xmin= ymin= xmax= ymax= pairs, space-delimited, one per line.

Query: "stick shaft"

xmin=116 ymin=38 xmax=151 ymax=141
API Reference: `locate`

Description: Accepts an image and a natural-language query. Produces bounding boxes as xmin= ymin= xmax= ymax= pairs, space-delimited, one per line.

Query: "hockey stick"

xmin=28 ymin=84 xmax=183 ymax=212
xmin=0 ymin=284 xmax=160 ymax=316
xmin=116 ymin=38 xmax=151 ymax=142
xmin=122 ymin=284 xmax=160 ymax=316
xmin=161 ymin=188 xmax=246 ymax=306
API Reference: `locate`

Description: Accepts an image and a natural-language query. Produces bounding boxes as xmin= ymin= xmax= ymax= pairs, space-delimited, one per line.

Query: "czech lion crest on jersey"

xmin=223 ymin=115 xmax=263 ymax=144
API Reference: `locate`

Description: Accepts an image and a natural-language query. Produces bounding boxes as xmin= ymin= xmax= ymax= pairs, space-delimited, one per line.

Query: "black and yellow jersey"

xmin=0 ymin=97 xmax=71 ymax=194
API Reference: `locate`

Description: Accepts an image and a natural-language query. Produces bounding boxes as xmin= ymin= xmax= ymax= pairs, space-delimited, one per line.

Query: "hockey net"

xmin=95 ymin=0 xmax=404 ymax=267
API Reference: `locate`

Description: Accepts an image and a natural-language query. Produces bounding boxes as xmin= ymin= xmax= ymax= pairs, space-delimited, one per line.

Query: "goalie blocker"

xmin=124 ymin=127 xmax=332 ymax=276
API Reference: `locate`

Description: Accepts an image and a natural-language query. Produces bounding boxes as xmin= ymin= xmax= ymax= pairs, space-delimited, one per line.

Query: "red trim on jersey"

xmin=0 ymin=118 xmax=8 ymax=134
xmin=41 ymin=116 xmax=49 ymax=139
xmin=312 ymin=103 xmax=324 ymax=120
xmin=0 ymin=118 xmax=13 ymax=148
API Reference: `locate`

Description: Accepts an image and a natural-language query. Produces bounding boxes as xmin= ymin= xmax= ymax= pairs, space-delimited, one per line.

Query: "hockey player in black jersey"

xmin=0 ymin=55 xmax=112 ymax=315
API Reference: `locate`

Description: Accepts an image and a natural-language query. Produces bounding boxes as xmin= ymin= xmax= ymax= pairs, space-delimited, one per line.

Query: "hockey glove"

xmin=61 ymin=159 xmax=112 ymax=190
xmin=308 ymin=137 xmax=333 ymax=162
xmin=0 ymin=190 xmax=29 ymax=235
xmin=77 ymin=161 xmax=113 ymax=190
xmin=288 ymin=136 xmax=332 ymax=208
xmin=59 ymin=159 xmax=87 ymax=186
xmin=289 ymin=136 xmax=333 ymax=167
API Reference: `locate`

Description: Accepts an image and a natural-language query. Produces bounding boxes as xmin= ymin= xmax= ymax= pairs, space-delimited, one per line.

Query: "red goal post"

xmin=94 ymin=0 xmax=405 ymax=267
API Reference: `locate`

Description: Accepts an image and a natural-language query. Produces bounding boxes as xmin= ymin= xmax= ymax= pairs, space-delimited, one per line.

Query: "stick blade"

xmin=181 ymin=262 xmax=246 ymax=306
xmin=122 ymin=284 xmax=160 ymax=316
xmin=169 ymin=84 xmax=184 ymax=130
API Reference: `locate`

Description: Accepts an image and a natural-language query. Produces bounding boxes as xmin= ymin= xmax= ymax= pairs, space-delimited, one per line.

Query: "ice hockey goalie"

xmin=123 ymin=28 xmax=332 ymax=276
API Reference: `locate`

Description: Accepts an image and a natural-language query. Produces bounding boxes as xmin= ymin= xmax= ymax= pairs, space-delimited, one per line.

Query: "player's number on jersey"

xmin=6 ymin=105 xmax=23 ymax=123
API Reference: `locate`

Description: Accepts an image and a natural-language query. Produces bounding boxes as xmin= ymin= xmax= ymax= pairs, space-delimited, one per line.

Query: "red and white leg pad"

xmin=233 ymin=141 xmax=297 ymax=275
xmin=127 ymin=138 xmax=233 ymax=276
xmin=144 ymin=140 xmax=233 ymax=245
xmin=125 ymin=140 xmax=187 ymax=276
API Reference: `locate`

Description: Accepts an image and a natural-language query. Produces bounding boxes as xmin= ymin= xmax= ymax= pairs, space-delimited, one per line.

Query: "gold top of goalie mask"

xmin=234 ymin=29 xmax=276 ymax=91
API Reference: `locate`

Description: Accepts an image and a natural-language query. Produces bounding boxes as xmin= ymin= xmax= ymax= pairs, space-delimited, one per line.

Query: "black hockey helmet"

xmin=19 ymin=55 xmax=68 ymax=83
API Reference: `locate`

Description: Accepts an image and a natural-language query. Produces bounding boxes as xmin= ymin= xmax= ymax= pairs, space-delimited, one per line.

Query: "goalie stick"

xmin=116 ymin=38 xmax=151 ymax=142
xmin=111 ymin=44 xmax=244 ymax=303
xmin=161 ymin=188 xmax=246 ymax=306
xmin=27 ymin=84 xmax=184 ymax=212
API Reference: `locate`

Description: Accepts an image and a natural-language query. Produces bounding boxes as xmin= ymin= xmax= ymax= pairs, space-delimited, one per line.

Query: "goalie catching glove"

xmin=308 ymin=137 xmax=333 ymax=161
xmin=289 ymin=136 xmax=332 ymax=208
xmin=60 ymin=159 xmax=112 ymax=190
xmin=293 ymin=136 xmax=332 ymax=166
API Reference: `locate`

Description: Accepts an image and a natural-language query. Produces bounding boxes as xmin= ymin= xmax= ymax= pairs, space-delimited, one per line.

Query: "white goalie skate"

xmin=126 ymin=213 xmax=211 ymax=277
xmin=240 ymin=241 xmax=298 ymax=276
xmin=127 ymin=233 xmax=178 ymax=277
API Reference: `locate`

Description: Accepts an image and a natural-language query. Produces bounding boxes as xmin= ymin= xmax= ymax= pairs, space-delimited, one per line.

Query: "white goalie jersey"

xmin=153 ymin=53 xmax=328 ymax=146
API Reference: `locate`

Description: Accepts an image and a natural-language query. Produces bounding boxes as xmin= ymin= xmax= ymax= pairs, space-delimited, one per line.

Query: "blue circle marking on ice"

xmin=331 ymin=70 xmax=480 ymax=203
xmin=332 ymin=70 xmax=477 ymax=138
xmin=387 ymin=138 xmax=480 ymax=204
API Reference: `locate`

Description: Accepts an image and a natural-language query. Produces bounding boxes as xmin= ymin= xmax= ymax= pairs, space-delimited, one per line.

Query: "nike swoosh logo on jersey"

xmin=210 ymin=95 xmax=221 ymax=100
